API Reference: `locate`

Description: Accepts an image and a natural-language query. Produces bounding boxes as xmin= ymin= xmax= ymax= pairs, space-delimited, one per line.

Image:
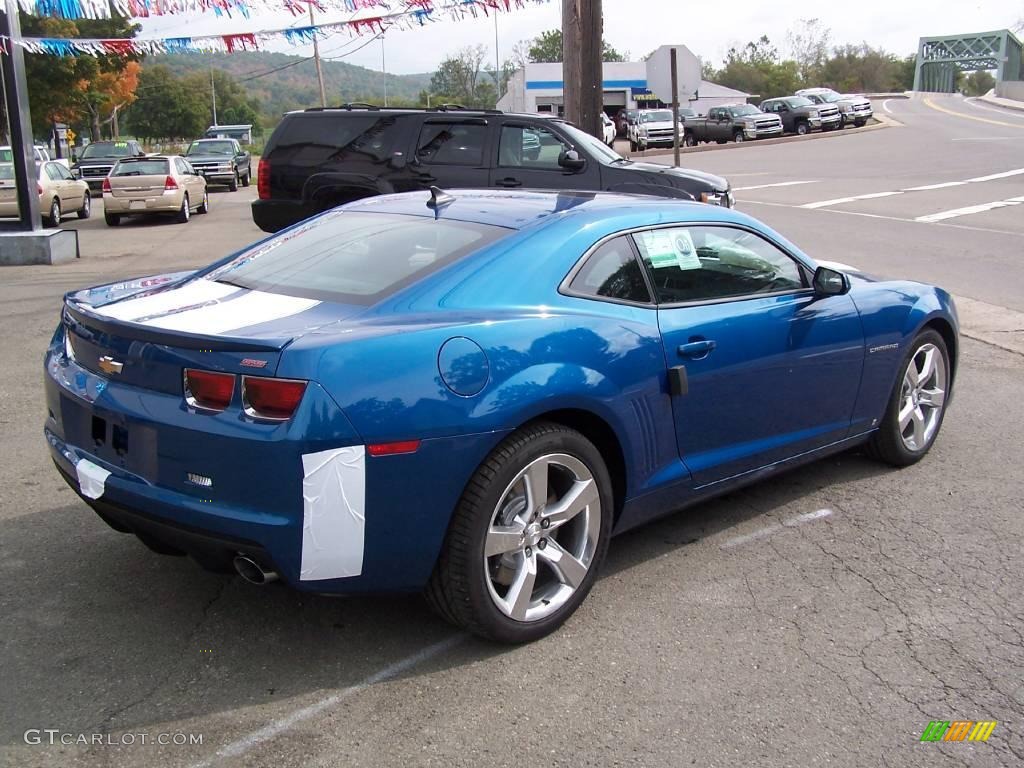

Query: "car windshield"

xmin=206 ymin=211 xmax=510 ymax=304
xmin=187 ymin=141 xmax=234 ymax=156
xmin=111 ymin=159 xmax=169 ymax=176
xmin=818 ymin=92 xmax=842 ymax=103
xmin=641 ymin=111 xmax=673 ymax=123
xmin=0 ymin=163 xmax=15 ymax=180
xmin=80 ymin=142 xmax=135 ymax=159
xmin=788 ymin=97 xmax=814 ymax=108
xmin=728 ymin=105 xmax=761 ymax=117
xmin=679 ymin=109 xmax=697 ymax=118
xmin=559 ymin=123 xmax=623 ymax=163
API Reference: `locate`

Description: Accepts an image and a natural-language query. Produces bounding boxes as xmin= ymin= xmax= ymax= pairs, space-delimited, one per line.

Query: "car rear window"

xmin=206 ymin=211 xmax=510 ymax=305
xmin=112 ymin=160 xmax=169 ymax=176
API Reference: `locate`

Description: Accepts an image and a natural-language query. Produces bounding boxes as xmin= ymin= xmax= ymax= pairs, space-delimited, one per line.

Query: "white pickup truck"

xmin=628 ymin=108 xmax=683 ymax=152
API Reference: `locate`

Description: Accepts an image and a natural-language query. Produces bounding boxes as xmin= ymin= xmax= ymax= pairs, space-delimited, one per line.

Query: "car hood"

xmin=621 ymin=161 xmax=730 ymax=191
xmin=185 ymin=154 xmax=235 ymax=164
xmin=74 ymin=156 xmax=124 ymax=165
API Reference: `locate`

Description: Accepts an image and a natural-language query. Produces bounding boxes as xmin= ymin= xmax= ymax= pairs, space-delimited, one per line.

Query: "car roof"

xmin=345 ymin=188 xmax=747 ymax=231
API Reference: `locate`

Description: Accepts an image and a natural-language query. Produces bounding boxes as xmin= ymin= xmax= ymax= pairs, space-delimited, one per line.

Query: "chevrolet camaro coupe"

xmin=45 ymin=189 xmax=958 ymax=643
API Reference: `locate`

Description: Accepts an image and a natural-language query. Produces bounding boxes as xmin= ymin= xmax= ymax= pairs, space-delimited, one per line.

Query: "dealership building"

xmin=496 ymin=45 xmax=751 ymax=117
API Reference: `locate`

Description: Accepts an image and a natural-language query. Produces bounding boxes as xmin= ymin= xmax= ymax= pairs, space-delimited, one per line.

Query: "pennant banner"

xmin=2 ymin=0 xmax=547 ymax=56
xmin=14 ymin=0 xmax=393 ymax=21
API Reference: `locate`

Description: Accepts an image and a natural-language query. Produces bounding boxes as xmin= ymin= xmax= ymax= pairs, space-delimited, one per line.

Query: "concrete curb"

xmin=977 ymin=92 xmax=1024 ymax=113
xmin=953 ymin=296 xmax=1024 ymax=358
xmin=618 ymin=118 xmax=890 ymax=159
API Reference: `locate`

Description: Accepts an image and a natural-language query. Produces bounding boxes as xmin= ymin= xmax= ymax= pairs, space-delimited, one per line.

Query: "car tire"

xmin=854 ymin=120 xmax=866 ymax=128
xmin=715 ymin=139 xmax=727 ymax=144
xmin=104 ymin=212 xmax=120 ymax=227
xmin=796 ymin=122 xmax=810 ymax=136
xmin=425 ymin=421 xmax=613 ymax=643
xmin=839 ymin=114 xmax=848 ymax=127
xmin=197 ymin=190 xmax=210 ymax=214
xmin=77 ymin=194 xmax=91 ymax=219
xmin=733 ymin=131 xmax=745 ymax=143
xmin=866 ymin=329 xmax=951 ymax=467
xmin=684 ymin=133 xmax=697 ymax=147
xmin=176 ymin=194 xmax=190 ymax=224
xmin=629 ymin=139 xmax=637 ymax=152
xmin=44 ymin=198 xmax=60 ymax=227
xmin=229 ymin=172 xmax=239 ymax=192
xmin=241 ymin=171 xmax=250 ymax=187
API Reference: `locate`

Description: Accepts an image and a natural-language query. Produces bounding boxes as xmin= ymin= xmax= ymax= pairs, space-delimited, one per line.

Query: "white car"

xmin=601 ymin=113 xmax=616 ymax=147
xmin=796 ymin=88 xmax=874 ymax=127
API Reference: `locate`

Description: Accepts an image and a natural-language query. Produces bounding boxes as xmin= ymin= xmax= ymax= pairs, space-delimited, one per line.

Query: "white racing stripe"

xmin=915 ymin=195 xmax=1024 ymax=223
xmin=141 ymin=289 xmax=320 ymax=334
xmin=91 ymin=279 xmax=239 ymax=321
xmin=802 ymin=191 xmax=903 ymax=209
xmin=733 ymin=180 xmax=819 ymax=192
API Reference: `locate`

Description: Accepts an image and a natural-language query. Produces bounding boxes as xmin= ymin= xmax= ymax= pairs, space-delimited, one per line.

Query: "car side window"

xmin=57 ymin=164 xmax=75 ymax=181
xmin=498 ymin=124 xmax=567 ymax=169
xmin=633 ymin=226 xmax=806 ymax=304
xmin=45 ymin=163 xmax=62 ymax=181
xmin=568 ymin=237 xmax=651 ymax=304
xmin=175 ymin=158 xmax=189 ymax=175
xmin=416 ymin=122 xmax=486 ymax=166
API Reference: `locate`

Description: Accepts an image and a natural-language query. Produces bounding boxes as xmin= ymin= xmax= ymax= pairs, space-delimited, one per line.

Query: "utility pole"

xmin=210 ymin=67 xmax=218 ymax=126
xmin=561 ymin=0 xmax=603 ymax=139
xmin=310 ymin=4 xmax=327 ymax=108
xmin=494 ymin=13 xmax=501 ymax=97
xmin=381 ymin=36 xmax=388 ymax=107
xmin=670 ymin=47 xmax=681 ymax=168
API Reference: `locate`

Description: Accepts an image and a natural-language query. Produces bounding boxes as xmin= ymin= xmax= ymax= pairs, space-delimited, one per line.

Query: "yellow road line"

xmin=923 ymin=97 xmax=1024 ymax=129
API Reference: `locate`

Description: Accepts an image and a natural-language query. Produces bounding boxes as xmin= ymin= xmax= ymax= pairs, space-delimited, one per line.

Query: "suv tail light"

xmin=257 ymin=157 xmax=270 ymax=199
xmin=242 ymin=376 xmax=307 ymax=420
xmin=164 ymin=175 xmax=179 ymax=191
xmin=101 ymin=177 xmax=112 ymax=193
xmin=184 ymin=369 xmax=235 ymax=412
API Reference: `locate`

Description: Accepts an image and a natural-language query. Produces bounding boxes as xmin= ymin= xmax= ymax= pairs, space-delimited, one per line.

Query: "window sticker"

xmin=637 ymin=229 xmax=701 ymax=270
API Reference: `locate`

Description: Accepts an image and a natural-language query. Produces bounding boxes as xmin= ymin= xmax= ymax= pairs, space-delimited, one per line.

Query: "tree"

xmin=527 ymin=28 xmax=624 ymax=63
xmin=430 ymin=45 xmax=496 ymax=108
xmin=786 ymin=18 xmax=831 ymax=86
xmin=821 ymin=44 xmax=906 ymax=93
xmin=182 ymin=69 xmax=260 ymax=128
xmin=124 ymin=65 xmax=208 ymax=142
xmin=712 ymin=36 xmax=801 ymax=99
xmin=963 ymin=70 xmax=996 ymax=96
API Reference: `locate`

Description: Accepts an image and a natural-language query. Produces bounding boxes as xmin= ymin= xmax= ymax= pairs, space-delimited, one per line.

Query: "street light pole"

xmin=310 ymin=3 xmax=327 ymax=108
xmin=381 ymin=36 xmax=388 ymax=107
xmin=210 ymin=67 xmax=218 ymax=126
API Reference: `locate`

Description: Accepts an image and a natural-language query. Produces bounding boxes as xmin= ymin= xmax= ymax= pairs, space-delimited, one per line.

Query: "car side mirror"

xmin=558 ymin=149 xmax=586 ymax=171
xmin=136 ymin=151 xmax=146 ymax=157
xmin=813 ymin=266 xmax=850 ymax=296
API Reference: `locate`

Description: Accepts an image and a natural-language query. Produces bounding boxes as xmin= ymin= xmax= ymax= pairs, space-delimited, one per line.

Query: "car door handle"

xmin=677 ymin=340 xmax=716 ymax=359
xmin=496 ymin=178 xmax=523 ymax=188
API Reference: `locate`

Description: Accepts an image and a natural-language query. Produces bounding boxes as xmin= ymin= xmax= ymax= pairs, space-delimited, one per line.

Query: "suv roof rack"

xmin=306 ymin=103 xmax=382 ymax=112
xmin=426 ymin=104 xmax=503 ymax=114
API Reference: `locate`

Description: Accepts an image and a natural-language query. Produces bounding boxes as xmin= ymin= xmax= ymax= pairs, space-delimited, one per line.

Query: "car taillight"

xmin=257 ymin=158 xmax=270 ymax=199
xmin=101 ymin=177 xmax=112 ymax=193
xmin=36 ymin=182 xmax=43 ymax=195
xmin=164 ymin=175 xmax=179 ymax=191
xmin=242 ymin=376 xmax=307 ymax=420
xmin=367 ymin=440 xmax=421 ymax=456
xmin=184 ymin=369 xmax=235 ymax=412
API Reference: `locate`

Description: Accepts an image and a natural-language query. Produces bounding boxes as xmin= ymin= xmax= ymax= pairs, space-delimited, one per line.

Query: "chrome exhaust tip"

xmin=233 ymin=555 xmax=278 ymax=585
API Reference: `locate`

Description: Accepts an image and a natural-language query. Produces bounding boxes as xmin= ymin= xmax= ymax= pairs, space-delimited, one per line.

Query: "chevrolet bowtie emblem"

xmin=98 ymin=356 xmax=124 ymax=375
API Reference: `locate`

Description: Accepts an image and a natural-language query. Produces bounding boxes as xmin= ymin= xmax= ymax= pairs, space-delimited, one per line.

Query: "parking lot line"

xmin=915 ymin=195 xmax=1024 ymax=223
xmin=902 ymin=181 xmax=967 ymax=191
xmin=802 ymin=191 xmax=903 ymax=209
xmin=720 ymin=508 xmax=833 ymax=549
xmin=189 ymin=635 xmax=464 ymax=767
xmin=967 ymin=168 xmax=1024 ymax=182
xmin=733 ymin=181 xmax=819 ymax=191
xmin=799 ymin=167 xmax=1024 ymax=209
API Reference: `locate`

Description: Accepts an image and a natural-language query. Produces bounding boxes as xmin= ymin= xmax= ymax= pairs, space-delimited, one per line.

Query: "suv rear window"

xmin=112 ymin=160 xmax=169 ymax=176
xmin=207 ymin=211 xmax=510 ymax=304
xmin=271 ymin=114 xmax=402 ymax=164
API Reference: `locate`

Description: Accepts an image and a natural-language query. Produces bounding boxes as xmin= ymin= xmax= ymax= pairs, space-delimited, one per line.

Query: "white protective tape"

xmin=91 ymin=279 xmax=240 ymax=321
xmin=76 ymin=458 xmax=111 ymax=500
xmin=815 ymin=259 xmax=861 ymax=273
xmin=300 ymin=446 xmax=365 ymax=581
xmin=141 ymin=289 xmax=320 ymax=335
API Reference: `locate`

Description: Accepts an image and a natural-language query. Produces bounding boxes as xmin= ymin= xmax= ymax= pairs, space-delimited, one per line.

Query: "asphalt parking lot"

xmin=2 ymin=93 xmax=1023 ymax=767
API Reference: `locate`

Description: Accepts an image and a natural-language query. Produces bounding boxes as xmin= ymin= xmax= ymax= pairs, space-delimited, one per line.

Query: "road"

xmin=2 ymin=94 xmax=1023 ymax=768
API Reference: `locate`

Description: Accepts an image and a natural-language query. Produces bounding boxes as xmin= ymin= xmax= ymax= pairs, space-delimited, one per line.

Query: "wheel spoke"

xmin=904 ymin=361 xmax=919 ymax=388
xmin=911 ymin=407 xmax=926 ymax=448
xmin=541 ymin=478 xmax=598 ymax=529
xmin=503 ymin=553 xmax=537 ymax=621
xmin=917 ymin=348 xmax=936 ymax=384
xmin=538 ymin=539 xmax=588 ymax=589
xmin=898 ymin=399 xmax=916 ymax=432
xmin=485 ymin=522 xmax=525 ymax=557
xmin=523 ymin=460 xmax=549 ymax=513
xmin=918 ymin=387 xmax=945 ymax=410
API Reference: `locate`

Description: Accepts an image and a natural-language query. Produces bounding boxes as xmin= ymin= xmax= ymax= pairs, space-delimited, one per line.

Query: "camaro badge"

xmin=98 ymin=356 xmax=124 ymax=375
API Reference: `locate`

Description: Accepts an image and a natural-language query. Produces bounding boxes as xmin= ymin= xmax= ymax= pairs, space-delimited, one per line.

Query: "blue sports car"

xmin=45 ymin=189 xmax=958 ymax=643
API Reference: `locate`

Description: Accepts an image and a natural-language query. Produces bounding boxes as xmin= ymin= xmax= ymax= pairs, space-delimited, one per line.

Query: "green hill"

xmin=161 ymin=52 xmax=433 ymax=123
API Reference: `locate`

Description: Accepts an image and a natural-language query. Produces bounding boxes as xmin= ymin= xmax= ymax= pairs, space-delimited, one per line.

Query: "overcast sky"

xmin=141 ymin=0 xmax=1023 ymax=74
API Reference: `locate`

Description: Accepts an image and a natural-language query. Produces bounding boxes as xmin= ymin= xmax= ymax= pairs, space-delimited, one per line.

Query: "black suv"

xmin=252 ymin=106 xmax=733 ymax=233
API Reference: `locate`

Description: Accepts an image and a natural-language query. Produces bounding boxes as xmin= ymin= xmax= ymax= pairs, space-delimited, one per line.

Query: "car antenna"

xmin=426 ymin=186 xmax=455 ymax=211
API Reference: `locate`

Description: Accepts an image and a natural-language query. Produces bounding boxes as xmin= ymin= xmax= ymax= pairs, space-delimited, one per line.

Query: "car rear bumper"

xmin=251 ymin=199 xmax=315 ymax=233
xmin=104 ymin=191 xmax=184 ymax=214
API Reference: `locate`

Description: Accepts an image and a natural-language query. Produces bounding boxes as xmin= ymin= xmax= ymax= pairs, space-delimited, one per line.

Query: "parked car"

xmin=615 ymin=108 xmax=639 ymax=138
xmin=629 ymin=108 xmax=682 ymax=152
xmin=0 ymin=145 xmax=52 ymax=165
xmin=251 ymin=106 xmax=733 ymax=233
xmin=47 ymin=188 xmax=958 ymax=642
xmin=0 ymin=160 xmax=91 ymax=224
xmin=102 ymin=155 xmax=208 ymax=226
xmin=601 ymin=113 xmax=616 ymax=147
xmin=184 ymin=138 xmax=251 ymax=191
xmin=796 ymin=88 xmax=874 ymax=127
xmin=678 ymin=107 xmax=698 ymax=121
xmin=71 ymin=140 xmax=146 ymax=194
xmin=760 ymin=96 xmax=841 ymax=135
xmin=683 ymin=104 xmax=783 ymax=145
